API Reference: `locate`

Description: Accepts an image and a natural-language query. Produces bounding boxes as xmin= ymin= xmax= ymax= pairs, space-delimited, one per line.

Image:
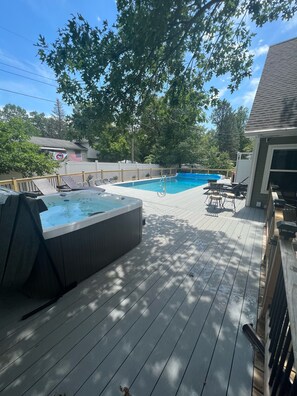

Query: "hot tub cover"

xmin=0 ymin=188 xmax=47 ymax=289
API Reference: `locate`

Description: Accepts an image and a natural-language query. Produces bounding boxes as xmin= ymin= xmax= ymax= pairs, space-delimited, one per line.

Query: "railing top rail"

xmin=279 ymin=238 xmax=297 ymax=364
xmin=266 ymin=186 xmax=285 ymax=238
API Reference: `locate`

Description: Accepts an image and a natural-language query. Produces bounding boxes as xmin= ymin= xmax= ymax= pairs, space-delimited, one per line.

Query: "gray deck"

xmin=0 ymin=184 xmax=265 ymax=396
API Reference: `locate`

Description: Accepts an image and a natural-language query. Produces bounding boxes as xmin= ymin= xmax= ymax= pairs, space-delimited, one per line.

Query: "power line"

xmin=0 ymin=88 xmax=56 ymax=103
xmin=0 ymin=68 xmax=57 ymax=88
xmin=0 ymin=25 xmax=35 ymax=43
xmin=0 ymin=61 xmax=57 ymax=82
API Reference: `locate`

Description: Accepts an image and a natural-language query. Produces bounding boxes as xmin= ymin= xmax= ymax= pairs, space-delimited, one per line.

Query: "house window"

xmin=261 ymin=144 xmax=297 ymax=193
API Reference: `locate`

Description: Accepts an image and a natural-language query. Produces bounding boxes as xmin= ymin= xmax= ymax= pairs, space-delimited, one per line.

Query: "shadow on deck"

xmin=0 ymin=191 xmax=264 ymax=396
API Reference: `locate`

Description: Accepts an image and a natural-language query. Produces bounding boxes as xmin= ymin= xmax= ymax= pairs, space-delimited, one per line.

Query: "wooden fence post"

xmin=121 ymin=169 xmax=124 ymax=182
xmin=56 ymin=173 xmax=61 ymax=187
xmin=12 ymin=178 xmax=19 ymax=192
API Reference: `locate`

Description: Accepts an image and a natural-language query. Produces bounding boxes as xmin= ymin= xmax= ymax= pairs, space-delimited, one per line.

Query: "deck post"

xmin=56 ymin=173 xmax=61 ymax=187
xmin=12 ymin=178 xmax=19 ymax=192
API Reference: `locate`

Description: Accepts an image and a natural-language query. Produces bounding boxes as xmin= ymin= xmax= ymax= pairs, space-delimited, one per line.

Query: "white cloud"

xmin=218 ymin=87 xmax=228 ymax=98
xmin=282 ymin=14 xmax=297 ymax=32
xmin=250 ymin=44 xmax=269 ymax=58
xmin=252 ymin=64 xmax=261 ymax=74
xmin=97 ymin=16 xmax=101 ymax=22
xmin=242 ymin=78 xmax=260 ymax=106
xmin=250 ymin=77 xmax=260 ymax=88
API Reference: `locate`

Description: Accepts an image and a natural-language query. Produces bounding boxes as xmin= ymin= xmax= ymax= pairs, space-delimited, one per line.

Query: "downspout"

xmin=245 ymin=137 xmax=260 ymax=207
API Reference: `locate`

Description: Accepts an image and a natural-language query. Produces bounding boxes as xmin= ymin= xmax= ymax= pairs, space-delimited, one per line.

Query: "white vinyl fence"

xmin=58 ymin=161 xmax=160 ymax=181
xmin=234 ymin=152 xmax=253 ymax=184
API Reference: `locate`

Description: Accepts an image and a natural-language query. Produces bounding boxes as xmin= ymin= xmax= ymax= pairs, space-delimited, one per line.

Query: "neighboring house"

xmin=30 ymin=136 xmax=88 ymax=162
xmin=79 ymin=139 xmax=100 ymax=161
xmin=245 ymin=37 xmax=297 ymax=208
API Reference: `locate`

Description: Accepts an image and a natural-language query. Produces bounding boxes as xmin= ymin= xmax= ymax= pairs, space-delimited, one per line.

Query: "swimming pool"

xmin=117 ymin=173 xmax=222 ymax=194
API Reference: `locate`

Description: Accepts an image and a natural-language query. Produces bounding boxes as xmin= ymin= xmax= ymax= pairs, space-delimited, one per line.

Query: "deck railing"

xmin=0 ymin=167 xmax=232 ymax=193
xmin=261 ymin=186 xmax=297 ymax=395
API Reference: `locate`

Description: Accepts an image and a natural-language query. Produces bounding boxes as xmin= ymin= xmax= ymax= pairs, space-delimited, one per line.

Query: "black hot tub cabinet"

xmin=25 ymin=191 xmax=143 ymax=297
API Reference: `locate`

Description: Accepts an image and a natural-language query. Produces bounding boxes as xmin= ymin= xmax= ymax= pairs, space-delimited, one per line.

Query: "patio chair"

xmin=204 ymin=177 xmax=248 ymax=197
xmin=207 ymin=193 xmax=223 ymax=209
xmin=60 ymin=175 xmax=105 ymax=192
xmin=222 ymin=192 xmax=236 ymax=211
xmin=33 ymin=179 xmax=58 ymax=195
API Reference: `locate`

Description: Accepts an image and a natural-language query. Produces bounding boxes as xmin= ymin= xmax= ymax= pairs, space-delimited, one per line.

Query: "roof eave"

xmin=245 ymin=126 xmax=297 ymax=138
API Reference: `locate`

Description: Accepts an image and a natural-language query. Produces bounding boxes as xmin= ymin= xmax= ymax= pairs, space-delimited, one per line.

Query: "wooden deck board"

xmin=0 ymin=184 xmax=265 ymax=395
xmin=70 ymin=220 xmax=240 ymax=395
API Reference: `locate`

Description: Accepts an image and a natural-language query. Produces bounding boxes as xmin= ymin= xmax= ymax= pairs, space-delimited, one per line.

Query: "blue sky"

xmin=0 ymin=1 xmax=296 ymax=121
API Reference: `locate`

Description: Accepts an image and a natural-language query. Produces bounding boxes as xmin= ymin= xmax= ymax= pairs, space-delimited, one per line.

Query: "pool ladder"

xmin=157 ymin=175 xmax=167 ymax=197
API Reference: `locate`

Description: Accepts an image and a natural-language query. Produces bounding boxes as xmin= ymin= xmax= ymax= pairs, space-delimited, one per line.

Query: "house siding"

xmin=66 ymin=149 xmax=88 ymax=162
xmin=250 ymin=135 xmax=297 ymax=207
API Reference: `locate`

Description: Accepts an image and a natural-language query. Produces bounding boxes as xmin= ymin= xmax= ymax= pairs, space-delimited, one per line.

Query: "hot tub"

xmin=25 ymin=190 xmax=143 ymax=297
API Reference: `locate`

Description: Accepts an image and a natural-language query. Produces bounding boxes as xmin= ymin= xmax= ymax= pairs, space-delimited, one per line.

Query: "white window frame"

xmin=260 ymin=144 xmax=297 ymax=194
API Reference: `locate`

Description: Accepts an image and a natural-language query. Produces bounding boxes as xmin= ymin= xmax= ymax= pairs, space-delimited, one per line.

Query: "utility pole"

xmin=131 ymin=134 xmax=135 ymax=163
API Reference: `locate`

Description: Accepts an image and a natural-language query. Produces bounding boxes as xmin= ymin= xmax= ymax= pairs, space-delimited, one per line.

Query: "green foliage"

xmin=0 ymin=104 xmax=41 ymax=136
xmin=235 ymin=106 xmax=251 ymax=151
xmin=1 ymin=102 xmax=72 ymax=140
xmin=92 ymin=125 xmax=131 ymax=162
xmin=211 ymin=99 xmax=251 ymax=160
xmin=51 ymin=99 xmax=68 ymax=139
xmin=144 ymin=154 xmax=156 ymax=164
xmin=205 ymin=147 xmax=234 ymax=169
xmin=136 ymin=93 xmax=205 ymax=166
xmin=211 ymin=100 xmax=237 ymax=160
xmin=0 ymin=104 xmax=28 ymax=121
xmin=35 ymin=1 xmax=296 ymax=168
xmin=192 ymin=131 xmax=234 ymax=170
xmin=0 ymin=118 xmax=58 ymax=177
xmin=37 ymin=1 xmax=297 ymax=127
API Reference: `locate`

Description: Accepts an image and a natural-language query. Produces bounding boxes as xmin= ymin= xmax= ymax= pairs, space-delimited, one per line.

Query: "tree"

xmin=136 ymin=91 xmax=205 ymax=166
xmin=0 ymin=103 xmax=72 ymax=139
xmin=0 ymin=104 xmax=41 ymax=136
xmin=0 ymin=104 xmax=28 ymax=121
xmin=193 ymin=130 xmax=234 ymax=169
xmin=211 ymin=100 xmax=252 ymax=159
xmin=235 ymin=106 xmax=252 ymax=151
xmin=28 ymin=111 xmax=48 ymax=136
xmin=51 ymin=99 xmax=68 ymax=139
xmin=37 ymin=1 xmax=297 ymax=130
xmin=92 ymin=125 xmax=131 ymax=162
xmin=211 ymin=99 xmax=239 ymax=160
xmin=0 ymin=118 xmax=58 ymax=177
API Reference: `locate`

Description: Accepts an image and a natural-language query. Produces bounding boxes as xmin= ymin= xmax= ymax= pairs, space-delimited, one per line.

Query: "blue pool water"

xmin=117 ymin=173 xmax=221 ymax=194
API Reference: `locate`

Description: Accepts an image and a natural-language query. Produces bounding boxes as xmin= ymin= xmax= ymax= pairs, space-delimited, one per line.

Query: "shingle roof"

xmin=30 ymin=136 xmax=87 ymax=151
xmin=246 ymin=37 xmax=297 ymax=133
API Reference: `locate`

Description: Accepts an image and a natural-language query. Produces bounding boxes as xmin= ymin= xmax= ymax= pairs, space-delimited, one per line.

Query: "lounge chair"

xmin=204 ymin=177 xmax=248 ymax=197
xmin=33 ymin=179 xmax=58 ymax=195
xmin=60 ymin=175 xmax=105 ymax=192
